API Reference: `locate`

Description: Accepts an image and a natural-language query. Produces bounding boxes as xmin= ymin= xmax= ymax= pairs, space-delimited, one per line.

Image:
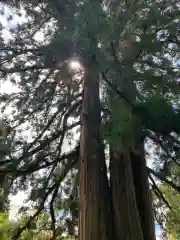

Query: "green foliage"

xmin=0 ymin=212 xmax=8 ymax=226
xmin=135 ymin=93 xmax=177 ymax=134
xmin=103 ymin=98 xmax=142 ymax=153
xmin=158 ymin=181 xmax=180 ymax=239
xmin=0 ymin=0 xmax=179 ymax=237
xmin=0 ymin=212 xmax=15 ymax=240
xmin=0 ymin=210 xmax=73 ymax=239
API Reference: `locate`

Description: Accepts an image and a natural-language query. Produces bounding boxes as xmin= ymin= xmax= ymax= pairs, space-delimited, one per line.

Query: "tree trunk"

xmin=79 ymin=66 xmax=113 ymax=240
xmin=131 ymin=141 xmax=156 ymax=240
xmin=0 ymin=175 xmax=9 ymax=212
xmin=110 ymin=148 xmax=144 ymax=240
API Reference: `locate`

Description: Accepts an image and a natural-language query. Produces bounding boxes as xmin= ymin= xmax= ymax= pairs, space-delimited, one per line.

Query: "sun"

xmin=69 ymin=60 xmax=81 ymax=71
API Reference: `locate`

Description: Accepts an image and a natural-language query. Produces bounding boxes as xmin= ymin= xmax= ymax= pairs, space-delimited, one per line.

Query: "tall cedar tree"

xmin=79 ymin=63 xmax=113 ymax=240
xmin=0 ymin=0 xmax=180 ymax=239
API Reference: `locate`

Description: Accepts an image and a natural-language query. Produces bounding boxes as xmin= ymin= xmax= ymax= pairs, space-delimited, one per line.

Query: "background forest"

xmin=0 ymin=0 xmax=180 ymax=239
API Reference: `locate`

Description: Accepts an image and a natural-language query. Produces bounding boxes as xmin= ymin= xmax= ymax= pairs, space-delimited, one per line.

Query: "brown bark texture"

xmin=79 ymin=67 xmax=113 ymax=240
xmin=131 ymin=142 xmax=156 ymax=240
xmin=110 ymin=148 xmax=144 ymax=240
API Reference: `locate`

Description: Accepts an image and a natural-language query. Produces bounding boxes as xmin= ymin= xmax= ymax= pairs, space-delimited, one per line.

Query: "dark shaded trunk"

xmin=131 ymin=142 xmax=155 ymax=240
xmin=79 ymin=66 xmax=113 ymax=240
xmin=110 ymin=149 xmax=143 ymax=240
xmin=0 ymin=175 xmax=9 ymax=212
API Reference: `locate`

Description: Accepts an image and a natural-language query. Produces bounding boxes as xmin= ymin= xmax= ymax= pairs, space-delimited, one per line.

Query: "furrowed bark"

xmin=79 ymin=65 xmax=113 ymax=240
xmin=131 ymin=141 xmax=156 ymax=240
xmin=110 ymin=148 xmax=143 ymax=240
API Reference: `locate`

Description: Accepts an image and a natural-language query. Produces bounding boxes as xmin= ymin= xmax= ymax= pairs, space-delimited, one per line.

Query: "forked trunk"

xmin=131 ymin=141 xmax=155 ymax=240
xmin=79 ymin=66 xmax=113 ymax=240
xmin=110 ymin=148 xmax=143 ymax=240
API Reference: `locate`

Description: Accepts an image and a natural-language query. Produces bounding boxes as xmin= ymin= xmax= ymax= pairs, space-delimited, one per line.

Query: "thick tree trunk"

xmin=131 ymin=142 xmax=156 ymax=240
xmin=110 ymin=148 xmax=144 ymax=240
xmin=79 ymin=66 xmax=113 ymax=240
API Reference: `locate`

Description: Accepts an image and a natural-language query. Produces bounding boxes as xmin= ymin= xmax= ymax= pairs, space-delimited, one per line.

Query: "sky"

xmin=0 ymin=3 xmax=164 ymax=239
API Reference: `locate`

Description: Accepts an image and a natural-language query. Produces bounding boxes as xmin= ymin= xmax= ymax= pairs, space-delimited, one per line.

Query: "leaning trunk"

xmin=131 ymin=141 xmax=155 ymax=240
xmin=79 ymin=65 xmax=113 ymax=240
xmin=110 ymin=148 xmax=143 ymax=240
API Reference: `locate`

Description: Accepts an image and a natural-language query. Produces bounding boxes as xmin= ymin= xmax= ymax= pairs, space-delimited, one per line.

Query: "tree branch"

xmin=148 ymin=132 xmax=180 ymax=168
xmin=0 ymin=47 xmax=40 ymax=54
xmin=149 ymin=174 xmax=172 ymax=210
xmin=0 ymin=144 xmax=79 ymax=176
xmin=0 ymin=65 xmax=46 ymax=74
xmin=12 ymin=143 xmax=79 ymax=239
xmin=12 ymin=183 xmax=56 ymax=240
xmin=147 ymin=167 xmax=180 ymax=193
xmin=49 ymin=184 xmax=59 ymax=240
xmin=19 ymin=121 xmax=80 ymax=162
xmin=101 ymin=71 xmax=135 ymax=108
